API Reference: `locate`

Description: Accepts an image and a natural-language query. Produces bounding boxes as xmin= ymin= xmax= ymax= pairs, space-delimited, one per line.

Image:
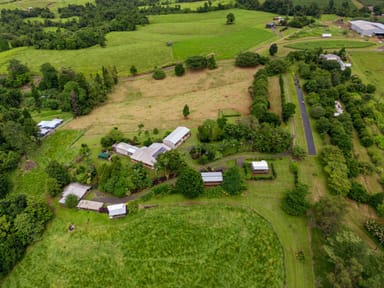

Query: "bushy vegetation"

xmin=282 ymin=183 xmax=310 ymax=216
xmin=0 ymin=195 xmax=52 ymax=277
xmin=152 ymin=67 xmax=166 ymax=80
xmin=235 ymin=52 xmax=266 ymax=67
xmin=175 ymin=167 xmax=204 ymax=198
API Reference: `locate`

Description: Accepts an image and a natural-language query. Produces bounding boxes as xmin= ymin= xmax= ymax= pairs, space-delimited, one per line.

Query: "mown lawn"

xmin=0 ymin=9 xmax=276 ymax=75
xmin=1 ymin=205 xmax=285 ymax=288
xmin=285 ymin=40 xmax=375 ymax=50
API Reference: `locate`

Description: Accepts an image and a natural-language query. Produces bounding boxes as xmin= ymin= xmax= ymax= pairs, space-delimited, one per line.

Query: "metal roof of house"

xmin=201 ymin=172 xmax=223 ymax=183
xmin=163 ymin=126 xmax=190 ymax=146
xmin=130 ymin=143 xmax=170 ymax=167
xmin=251 ymin=160 xmax=269 ymax=170
xmin=114 ymin=142 xmax=138 ymax=154
xmin=107 ymin=203 xmax=127 ymax=217
xmin=37 ymin=118 xmax=63 ymax=129
xmin=77 ymin=200 xmax=103 ymax=211
xmin=350 ymin=20 xmax=384 ymax=32
xmin=59 ymin=183 xmax=91 ymax=204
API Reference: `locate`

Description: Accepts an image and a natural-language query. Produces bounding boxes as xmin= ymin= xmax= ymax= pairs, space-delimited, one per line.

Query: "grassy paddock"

xmin=285 ymin=40 xmax=375 ymax=50
xmin=0 ymin=9 xmax=276 ymax=75
xmin=2 ymin=205 xmax=285 ymax=287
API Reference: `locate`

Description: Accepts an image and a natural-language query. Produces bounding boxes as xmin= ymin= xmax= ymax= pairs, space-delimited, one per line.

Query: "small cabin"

xmin=201 ymin=172 xmax=223 ymax=187
xmin=107 ymin=203 xmax=127 ymax=219
xmin=251 ymin=160 xmax=269 ymax=174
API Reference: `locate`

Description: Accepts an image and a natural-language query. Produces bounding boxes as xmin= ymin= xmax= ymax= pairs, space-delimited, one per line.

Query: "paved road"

xmin=293 ymin=76 xmax=316 ymax=155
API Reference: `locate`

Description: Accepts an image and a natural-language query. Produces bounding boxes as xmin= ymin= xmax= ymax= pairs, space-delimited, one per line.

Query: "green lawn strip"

xmin=1 ymin=205 xmax=284 ymax=287
xmin=284 ymin=72 xmax=306 ymax=148
xmin=11 ymin=129 xmax=83 ymax=197
xmin=285 ymin=40 xmax=375 ymax=50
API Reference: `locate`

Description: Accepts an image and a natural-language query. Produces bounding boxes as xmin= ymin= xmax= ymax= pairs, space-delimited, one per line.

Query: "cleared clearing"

xmin=65 ymin=63 xmax=255 ymax=137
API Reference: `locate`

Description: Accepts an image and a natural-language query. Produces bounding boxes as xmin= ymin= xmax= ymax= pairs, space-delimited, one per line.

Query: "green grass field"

xmin=1 ymin=205 xmax=285 ymax=287
xmin=285 ymin=40 xmax=375 ymax=50
xmin=349 ymin=51 xmax=384 ymax=98
xmin=0 ymin=9 xmax=277 ymax=75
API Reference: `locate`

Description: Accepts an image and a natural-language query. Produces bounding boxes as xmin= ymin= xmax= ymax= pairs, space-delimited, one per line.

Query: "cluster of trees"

xmin=185 ymin=55 xmax=217 ymax=70
xmin=0 ymin=195 xmax=52 ymax=276
xmin=364 ymin=219 xmax=384 ymax=247
xmin=35 ymin=62 xmax=117 ymax=116
xmin=191 ymin=115 xmax=291 ymax=164
xmin=308 ymin=196 xmax=384 ymax=287
xmin=235 ymin=51 xmax=267 ymax=68
xmin=250 ymin=69 xmax=281 ymax=126
xmin=239 ymin=0 xmax=373 ymax=18
xmin=279 ymin=74 xmax=296 ymax=122
xmin=0 ymin=0 xmax=149 ymax=50
xmin=175 ymin=166 xmax=245 ymax=198
xmin=98 ymin=157 xmax=152 ymax=197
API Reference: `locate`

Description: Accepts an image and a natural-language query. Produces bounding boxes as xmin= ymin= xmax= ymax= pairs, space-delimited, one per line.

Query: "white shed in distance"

xmin=251 ymin=160 xmax=269 ymax=174
xmin=321 ymin=33 xmax=332 ymax=38
xmin=107 ymin=203 xmax=127 ymax=219
xmin=163 ymin=126 xmax=191 ymax=149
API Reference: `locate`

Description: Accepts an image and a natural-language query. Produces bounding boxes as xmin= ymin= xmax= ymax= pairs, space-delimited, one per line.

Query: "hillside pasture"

xmin=1 ymin=205 xmax=285 ymax=288
xmin=65 ymin=63 xmax=255 ymax=138
xmin=0 ymin=9 xmax=277 ymax=75
xmin=285 ymin=40 xmax=375 ymax=50
xmin=292 ymin=0 xmax=355 ymax=7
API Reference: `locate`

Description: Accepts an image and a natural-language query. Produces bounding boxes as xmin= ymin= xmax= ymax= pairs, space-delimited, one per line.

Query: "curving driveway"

xmin=294 ymin=76 xmax=316 ymax=155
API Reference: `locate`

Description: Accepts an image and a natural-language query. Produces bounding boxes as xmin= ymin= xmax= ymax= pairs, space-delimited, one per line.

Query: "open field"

xmin=1 ymin=205 xmax=285 ymax=287
xmin=349 ymin=51 xmax=384 ymax=98
xmin=64 ymin=62 xmax=255 ymax=137
xmin=0 ymin=0 xmax=93 ymax=12
xmin=285 ymin=40 xmax=376 ymax=50
xmin=0 ymin=9 xmax=277 ymax=75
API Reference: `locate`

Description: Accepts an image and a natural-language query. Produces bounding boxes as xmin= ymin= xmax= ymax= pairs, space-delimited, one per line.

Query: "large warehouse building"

xmin=349 ymin=20 xmax=384 ymax=37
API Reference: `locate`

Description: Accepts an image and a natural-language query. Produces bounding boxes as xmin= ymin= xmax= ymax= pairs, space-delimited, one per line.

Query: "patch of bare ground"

xmin=23 ymin=159 xmax=37 ymax=171
xmin=66 ymin=63 xmax=256 ymax=136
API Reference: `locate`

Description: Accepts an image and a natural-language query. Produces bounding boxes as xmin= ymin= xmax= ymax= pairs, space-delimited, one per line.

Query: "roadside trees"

xmin=269 ymin=43 xmax=278 ymax=56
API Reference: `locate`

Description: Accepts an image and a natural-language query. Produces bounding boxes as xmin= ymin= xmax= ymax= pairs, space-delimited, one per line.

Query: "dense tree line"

xmin=0 ymin=0 xmax=149 ymax=50
xmin=0 ymin=195 xmax=52 ymax=277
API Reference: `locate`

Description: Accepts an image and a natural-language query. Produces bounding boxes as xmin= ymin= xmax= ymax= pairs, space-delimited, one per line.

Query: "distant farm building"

xmin=131 ymin=142 xmax=170 ymax=169
xmin=107 ymin=203 xmax=127 ymax=219
xmin=77 ymin=200 xmax=104 ymax=212
xmin=321 ymin=33 xmax=332 ymax=38
xmin=59 ymin=183 xmax=91 ymax=205
xmin=163 ymin=126 xmax=191 ymax=149
xmin=266 ymin=22 xmax=276 ymax=29
xmin=113 ymin=142 xmax=139 ymax=156
xmin=349 ymin=20 xmax=384 ymax=37
xmin=201 ymin=172 xmax=223 ymax=186
xmin=320 ymin=54 xmax=351 ymax=71
xmin=37 ymin=118 xmax=63 ymax=137
xmin=251 ymin=160 xmax=269 ymax=174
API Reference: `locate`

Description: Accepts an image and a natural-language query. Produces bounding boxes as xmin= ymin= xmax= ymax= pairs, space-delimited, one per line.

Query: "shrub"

xmin=65 ymin=194 xmax=78 ymax=208
xmin=207 ymin=55 xmax=217 ymax=70
xmin=235 ymin=52 xmax=261 ymax=67
xmin=222 ymin=166 xmax=246 ymax=196
xmin=152 ymin=67 xmax=166 ymax=80
xmin=174 ymin=63 xmax=185 ymax=76
xmin=364 ymin=219 xmax=384 ymax=247
xmin=46 ymin=177 xmax=61 ymax=197
xmin=281 ymin=184 xmax=310 ymax=216
xmin=185 ymin=56 xmax=207 ymax=70
xmin=348 ymin=181 xmax=370 ymax=204
xmin=127 ymin=200 xmax=138 ymax=215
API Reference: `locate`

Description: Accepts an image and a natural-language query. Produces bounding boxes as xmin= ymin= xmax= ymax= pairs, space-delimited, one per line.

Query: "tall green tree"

xmin=222 ymin=166 xmax=245 ymax=195
xmin=176 ymin=167 xmax=204 ymax=198
xmin=38 ymin=63 xmax=58 ymax=90
xmin=269 ymin=43 xmax=278 ymax=56
xmin=183 ymin=104 xmax=190 ymax=119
